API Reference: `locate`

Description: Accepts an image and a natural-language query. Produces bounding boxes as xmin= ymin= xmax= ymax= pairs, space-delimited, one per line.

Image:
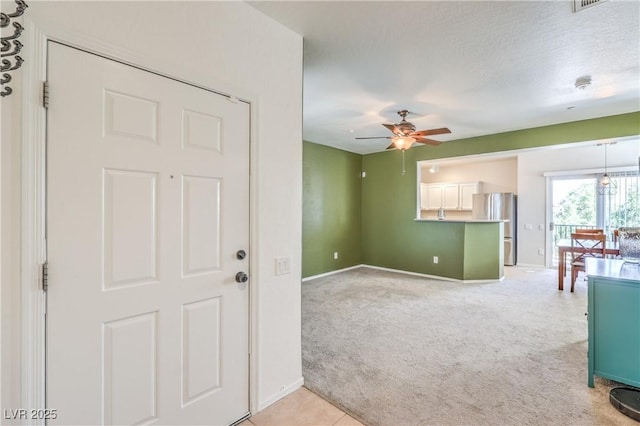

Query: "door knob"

xmin=235 ymin=272 xmax=249 ymax=283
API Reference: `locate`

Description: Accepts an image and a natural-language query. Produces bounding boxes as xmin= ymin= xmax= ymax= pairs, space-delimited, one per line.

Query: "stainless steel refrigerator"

xmin=472 ymin=192 xmax=517 ymax=266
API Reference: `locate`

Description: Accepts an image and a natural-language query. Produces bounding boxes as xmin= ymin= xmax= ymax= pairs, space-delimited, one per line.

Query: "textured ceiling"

xmin=248 ymin=0 xmax=640 ymax=154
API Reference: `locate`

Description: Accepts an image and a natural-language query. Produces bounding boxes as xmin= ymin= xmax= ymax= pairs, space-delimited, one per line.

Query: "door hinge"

xmin=41 ymin=261 xmax=49 ymax=291
xmin=42 ymin=81 xmax=49 ymax=109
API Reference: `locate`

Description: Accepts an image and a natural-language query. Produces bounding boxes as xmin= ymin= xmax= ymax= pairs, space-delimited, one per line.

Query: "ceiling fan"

xmin=356 ymin=109 xmax=451 ymax=151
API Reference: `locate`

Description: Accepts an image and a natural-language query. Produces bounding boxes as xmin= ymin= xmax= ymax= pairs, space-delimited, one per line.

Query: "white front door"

xmin=46 ymin=42 xmax=250 ymax=425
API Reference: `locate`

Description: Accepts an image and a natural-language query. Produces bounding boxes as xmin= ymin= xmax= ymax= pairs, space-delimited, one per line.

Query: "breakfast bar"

xmin=413 ymin=219 xmax=505 ymax=281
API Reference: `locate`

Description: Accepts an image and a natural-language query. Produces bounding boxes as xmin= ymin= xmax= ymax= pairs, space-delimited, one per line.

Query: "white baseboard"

xmin=257 ymin=376 xmax=305 ymax=412
xmin=514 ymin=263 xmax=548 ymax=269
xmin=302 ymin=264 xmax=505 ymax=284
xmin=361 ymin=265 xmax=503 ymax=283
xmin=302 ymin=264 xmax=366 ymax=282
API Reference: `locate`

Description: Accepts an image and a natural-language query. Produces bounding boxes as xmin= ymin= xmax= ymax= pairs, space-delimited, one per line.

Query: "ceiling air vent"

xmin=573 ymin=0 xmax=608 ymax=12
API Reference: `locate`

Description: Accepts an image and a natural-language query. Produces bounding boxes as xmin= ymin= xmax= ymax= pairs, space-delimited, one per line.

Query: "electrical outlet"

xmin=525 ymin=224 xmax=533 ymax=230
xmin=538 ymin=224 xmax=545 ymax=230
xmin=334 ymin=252 xmax=339 ymax=260
xmin=433 ymin=256 xmax=439 ymax=264
xmin=537 ymin=249 xmax=544 ymax=256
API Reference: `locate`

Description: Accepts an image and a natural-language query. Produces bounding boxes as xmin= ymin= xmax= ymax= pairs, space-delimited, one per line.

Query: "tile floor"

xmin=240 ymin=387 xmax=365 ymax=426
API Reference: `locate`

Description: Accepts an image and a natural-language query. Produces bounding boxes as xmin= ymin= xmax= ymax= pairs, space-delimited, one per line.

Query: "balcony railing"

xmin=553 ymin=224 xmax=598 ymax=242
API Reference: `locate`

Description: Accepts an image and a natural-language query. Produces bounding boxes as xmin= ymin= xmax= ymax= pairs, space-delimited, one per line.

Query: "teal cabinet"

xmin=586 ymin=259 xmax=640 ymax=388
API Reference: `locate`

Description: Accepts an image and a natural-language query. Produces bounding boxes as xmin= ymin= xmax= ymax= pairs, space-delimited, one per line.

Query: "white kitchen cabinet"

xmin=421 ymin=184 xmax=442 ymax=210
xmin=459 ymin=182 xmax=480 ymax=210
xmin=442 ymin=184 xmax=460 ymax=209
xmin=420 ymin=182 xmax=481 ymax=210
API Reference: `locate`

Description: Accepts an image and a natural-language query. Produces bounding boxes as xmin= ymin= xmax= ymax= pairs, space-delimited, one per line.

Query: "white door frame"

xmin=20 ymin=17 xmax=261 ymax=421
xmin=544 ymin=175 xmax=553 ymax=268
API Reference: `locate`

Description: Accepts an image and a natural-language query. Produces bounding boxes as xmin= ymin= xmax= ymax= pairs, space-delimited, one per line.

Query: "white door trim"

xmin=20 ymin=16 xmax=260 ymax=419
xmin=545 ymin=176 xmax=553 ymax=268
xmin=20 ymin=19 xmax=47 ymax=421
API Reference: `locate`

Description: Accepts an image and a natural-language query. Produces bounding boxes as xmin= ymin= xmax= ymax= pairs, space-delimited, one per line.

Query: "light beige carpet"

xmin=301 ymin=266 xmax=637 ymax=426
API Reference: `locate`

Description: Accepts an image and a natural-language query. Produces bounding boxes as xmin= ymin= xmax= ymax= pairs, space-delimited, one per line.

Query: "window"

xmin=550 ymin=169 xmax=639 ymax=265
xmin=606 ymin=171 xmax=640 ymax=230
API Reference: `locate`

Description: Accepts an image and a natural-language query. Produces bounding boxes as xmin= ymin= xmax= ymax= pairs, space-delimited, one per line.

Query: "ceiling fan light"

xmin=393 ymin=136 xmax=416 ymax=151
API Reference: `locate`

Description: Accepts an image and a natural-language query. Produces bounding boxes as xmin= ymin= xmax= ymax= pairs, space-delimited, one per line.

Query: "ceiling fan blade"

xmin=386 ymin=143 xmax=397 ymax=150
xmin=413 ymin=137 xmax=441 ymax=146
xmin=382 ymin=123 xmax=402 ymax=136
xmin=355 ymin=136 xmax=391 ymax=140
xmin=411 ymin=127 xmax=451 ymax=137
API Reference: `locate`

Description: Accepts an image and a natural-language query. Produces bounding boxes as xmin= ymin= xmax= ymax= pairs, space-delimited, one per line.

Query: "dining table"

xmin=556 ymin=238 xmax=620 ymax=290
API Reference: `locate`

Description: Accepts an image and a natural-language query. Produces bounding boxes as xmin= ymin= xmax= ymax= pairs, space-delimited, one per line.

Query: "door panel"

xmin=103 ymin=169 xmax=159 ymax=288
xmin=103 ymin=312 xmax=158 ymax=425
xmin=182 ymin=297 xmax=222 ymax=404
xmin=46 ymin=42 xmax=250 ymax=425
xmin=182 ymin=176 xmax=222 ymax=275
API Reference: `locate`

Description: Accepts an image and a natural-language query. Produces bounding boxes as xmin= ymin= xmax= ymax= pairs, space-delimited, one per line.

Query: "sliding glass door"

xmin=548 ymin=171 xmax=639 ymax=266
xmin=550 ymin=176 xmax=597 ymax=266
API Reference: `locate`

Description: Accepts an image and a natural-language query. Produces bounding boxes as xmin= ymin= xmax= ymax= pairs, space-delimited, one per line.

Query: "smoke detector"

xmin=575 ymin=76 xmax=592 ymax=90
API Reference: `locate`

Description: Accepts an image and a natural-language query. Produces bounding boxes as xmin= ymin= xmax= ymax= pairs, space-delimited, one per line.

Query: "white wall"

xmin=422 ymin=156 xmax=517 ymax=194
xmin=1 ymin=0 xmax=302 ymax=415
xmin=1 ymin=50 xmax=24 ymax=415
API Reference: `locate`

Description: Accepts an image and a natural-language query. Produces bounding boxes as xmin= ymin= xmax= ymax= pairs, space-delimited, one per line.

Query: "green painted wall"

xmin=359 ymin=152 xmax=503 ymax=280
xmin=360 ymin=152 xmax=464 ymax=279
xmin=302 ymin=141 xmax=363 ymax=278
xmin=463 ymin=223 xmax=504 ymax=280
xmin=360 ymin=112 xmax=639 ymax=278
xmin=304 ymin=112 xmax=640 ymax=279
xmin=408 ymin=111 xmax=640 ymax=162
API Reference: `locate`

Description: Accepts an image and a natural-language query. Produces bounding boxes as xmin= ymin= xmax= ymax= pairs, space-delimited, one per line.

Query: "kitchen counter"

xmin=401 ymin=220 xmax=505 ymax=281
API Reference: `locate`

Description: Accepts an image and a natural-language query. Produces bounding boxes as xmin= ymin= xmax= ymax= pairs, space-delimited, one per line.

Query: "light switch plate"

xmin=275 ymin=257 xmax=290 ymax=275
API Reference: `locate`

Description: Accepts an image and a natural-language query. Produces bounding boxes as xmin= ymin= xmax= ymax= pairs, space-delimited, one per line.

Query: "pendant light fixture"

xmin=597 ymin=142 xmax=617 ymax=195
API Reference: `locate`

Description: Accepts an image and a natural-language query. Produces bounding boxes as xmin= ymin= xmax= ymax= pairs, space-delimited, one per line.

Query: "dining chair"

xmin=570 ymin=232 xmax=606 ymax=292
xmin=575 ymin=228 xmax=604 ymax=234
xmin=569 ymin=229 xmax=604 ymax=270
